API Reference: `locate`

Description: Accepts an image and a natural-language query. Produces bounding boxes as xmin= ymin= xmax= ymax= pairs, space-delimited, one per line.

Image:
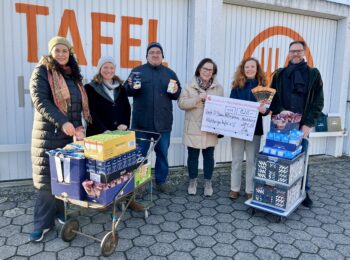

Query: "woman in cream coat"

xmin=178 ymin=58 xmax=224 ymax=196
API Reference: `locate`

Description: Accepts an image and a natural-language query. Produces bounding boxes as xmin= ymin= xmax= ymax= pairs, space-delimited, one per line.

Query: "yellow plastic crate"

xmin=84 ymin=130 xmax=136 ymax=161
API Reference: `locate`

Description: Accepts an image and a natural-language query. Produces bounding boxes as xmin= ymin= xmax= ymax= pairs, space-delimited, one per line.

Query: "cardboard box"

xmin=86 ymin=147 xmax=143 ymax=183
xmin=49 ymin=154 xmax=87 ymax=200
xmin=134 ymin=163 xmax=151 ymax=187
xmin=327 ymin=116 xmax=341 ymax=132
xmin=84 ymin=130 xmax=136 ymax=160
xmin=86 ymin=175 xmax=135 ymax=205
xmin=270 ymin=120 xmax=299 ymax=134
xmin=89 ymin=164 xmax=139 ymax=184
xmin=265 ymin=139 xmax=299 ymax=152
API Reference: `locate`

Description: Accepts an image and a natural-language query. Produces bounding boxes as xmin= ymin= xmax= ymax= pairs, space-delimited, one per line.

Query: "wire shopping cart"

xmin=54 ymin=130 xmax=160 ymax=256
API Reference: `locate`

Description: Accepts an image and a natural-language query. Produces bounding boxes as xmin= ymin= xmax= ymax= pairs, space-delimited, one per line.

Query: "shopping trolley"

xmin=54 ymin=130 xmax=160 ymax=256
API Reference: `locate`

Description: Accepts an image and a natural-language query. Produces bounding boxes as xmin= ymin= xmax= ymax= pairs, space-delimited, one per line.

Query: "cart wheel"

xmin=101 ymin=231 xmax=118 ymax=257
xmin=277 ymin=216 xmax=285 ymax=223
xmin=60 ymin=219 xmax=79 ymax=242
xmin=251 ymin=208 xmax=256 ymax=215
xmin=145 ymin=209 xmax=149 ymax=219
xmin=121 ymin=202 xmax=126 ymax=211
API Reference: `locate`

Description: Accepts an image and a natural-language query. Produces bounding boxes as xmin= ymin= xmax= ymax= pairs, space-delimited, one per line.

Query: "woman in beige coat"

xmin=178 ymin=58 xmax=224 ymax=196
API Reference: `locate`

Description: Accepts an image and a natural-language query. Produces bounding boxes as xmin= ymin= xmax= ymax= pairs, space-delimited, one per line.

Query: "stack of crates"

xmin=252 ymin=153 xmax=304 ymax=210
xmin=251 ymin=118 xmax=305 ymax=211
xmin=83 ymin=130 xmax=142 ymax=205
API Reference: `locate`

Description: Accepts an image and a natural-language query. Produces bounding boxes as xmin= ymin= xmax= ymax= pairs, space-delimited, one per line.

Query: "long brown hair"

xmin=231 ymin=57 xmax=267 ymax=89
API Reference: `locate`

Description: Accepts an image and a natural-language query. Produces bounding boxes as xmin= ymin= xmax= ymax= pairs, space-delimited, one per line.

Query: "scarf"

xmin=102 ymin=80 xmax=120 ymax=101
xmin=284 ymin=60 xmax=308 ymax=95
xmin=103 ymin=80 xmax=120 ymax=90
xmin=47 ymin=66 xmax=91 ymax=123
xmin=196 ymin=76 xmax=213 ymax=91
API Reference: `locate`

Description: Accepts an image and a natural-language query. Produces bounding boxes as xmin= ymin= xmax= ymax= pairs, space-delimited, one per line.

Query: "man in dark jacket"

xmin=124 ymin=42 xmax=181 ymax=193
xmin=270 ymin=40 xmax=324 ymax=208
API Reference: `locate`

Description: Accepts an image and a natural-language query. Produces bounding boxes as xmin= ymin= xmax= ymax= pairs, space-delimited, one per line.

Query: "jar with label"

xmin=167 ymin=79 xmax=176 ymax=93
xmin=132 ymin=72 xmax=141 ymax=89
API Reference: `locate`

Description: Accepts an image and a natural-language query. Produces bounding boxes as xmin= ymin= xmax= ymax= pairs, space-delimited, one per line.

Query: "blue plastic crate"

xmin=49 ymin=155 xmax=87 ymax=200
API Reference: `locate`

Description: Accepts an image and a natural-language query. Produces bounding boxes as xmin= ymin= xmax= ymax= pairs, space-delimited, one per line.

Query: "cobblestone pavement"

xmin=0 ymin=156 xmax=350 ymax=259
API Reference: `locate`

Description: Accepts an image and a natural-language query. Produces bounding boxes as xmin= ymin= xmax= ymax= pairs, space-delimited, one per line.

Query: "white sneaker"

xmin=188 ymin=178 xmax=197 ymax=195
xmin=204 ymin=179 xmax=213 ymax=197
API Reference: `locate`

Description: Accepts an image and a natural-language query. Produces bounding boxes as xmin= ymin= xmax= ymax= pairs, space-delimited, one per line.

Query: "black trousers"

xmin=33 ymin=189 xmax=64 ymax=231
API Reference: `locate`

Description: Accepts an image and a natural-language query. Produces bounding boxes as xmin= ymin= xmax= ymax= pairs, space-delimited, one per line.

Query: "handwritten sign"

xmin=201 ymin=95 xmax=259 ymax=141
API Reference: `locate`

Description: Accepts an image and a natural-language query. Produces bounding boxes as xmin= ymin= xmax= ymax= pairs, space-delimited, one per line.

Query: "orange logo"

xmin=243 ymin=26 xmax=314 ymax=82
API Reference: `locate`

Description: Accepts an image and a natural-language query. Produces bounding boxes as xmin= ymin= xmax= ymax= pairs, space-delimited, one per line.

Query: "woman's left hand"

xmin=117 ymin=124 xmax=128 ymax=130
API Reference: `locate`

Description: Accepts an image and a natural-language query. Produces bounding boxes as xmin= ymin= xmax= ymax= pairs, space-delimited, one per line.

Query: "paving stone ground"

xmin=0 ymin=156 xmax=350 ymax=259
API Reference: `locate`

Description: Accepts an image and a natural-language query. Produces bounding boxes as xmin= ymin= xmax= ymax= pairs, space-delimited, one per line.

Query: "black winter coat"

xmin=124 ymin=62 xmax=181 ymax=132
xmin=270 ymin=66 xmax=324 ymax=127
xmin=84 ymin=81 xmax=131 ymax=136
xmin=30 ymin=64 xmax=83 ymax=190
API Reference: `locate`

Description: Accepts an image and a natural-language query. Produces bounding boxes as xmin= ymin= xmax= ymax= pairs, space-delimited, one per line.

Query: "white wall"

xmin=0 ymin=0 xmax=189 ymax=180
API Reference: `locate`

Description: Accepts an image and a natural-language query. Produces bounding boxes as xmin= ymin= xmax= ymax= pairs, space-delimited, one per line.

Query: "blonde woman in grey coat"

xmin=178 ymin=58 xmax=224 ymax=196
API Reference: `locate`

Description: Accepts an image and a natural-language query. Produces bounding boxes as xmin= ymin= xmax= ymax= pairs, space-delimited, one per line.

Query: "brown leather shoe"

xmin=245 ymin=193 xmax=253 ymax=199
xmin=229 ymin=191 xmax=239 ymax=199
xmin=128 ymin=200 xmax=145 ymax=212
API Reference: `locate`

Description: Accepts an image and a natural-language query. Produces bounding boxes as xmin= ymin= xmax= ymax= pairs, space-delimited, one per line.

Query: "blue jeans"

xmin=136 ymin=131 xmax=170 ymax=185
xmin=187 ymin=146 xmax=215 ymax=180
xmin=301 ymin=138 xmax=310 ymax=192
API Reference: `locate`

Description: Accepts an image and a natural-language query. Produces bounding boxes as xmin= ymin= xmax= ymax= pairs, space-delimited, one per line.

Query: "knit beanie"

xmin=146 ymin=42 xmax=164 ymax=58
xmin=96 ymin=56 xmax=116 ymax=72
xmin=48 ymin=36 xmax=74 ymax=54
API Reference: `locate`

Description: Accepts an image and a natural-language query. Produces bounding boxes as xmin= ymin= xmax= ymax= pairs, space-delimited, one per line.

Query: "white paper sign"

xmin=201 ymin=95 xmax=259 ymax=141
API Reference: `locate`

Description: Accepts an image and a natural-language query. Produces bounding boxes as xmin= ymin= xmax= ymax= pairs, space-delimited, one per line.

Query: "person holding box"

xmin=229 ymin=57 xmax=268 ymax=200
xmin=124 ymin=42 xmax=181 ymax=193
xmin=84 ymin=56 xmax=143 ymax=211
xmin=270 ymin=41 xmax=324 ymax=208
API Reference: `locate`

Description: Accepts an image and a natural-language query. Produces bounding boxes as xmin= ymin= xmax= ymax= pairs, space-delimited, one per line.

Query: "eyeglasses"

xmin=201 ymin=67 xmax=213 ymax=73
xmin=289 ymin=49 xmax=304 ymax=54
xmin=148 ymin=51 xmax=162 ymax=55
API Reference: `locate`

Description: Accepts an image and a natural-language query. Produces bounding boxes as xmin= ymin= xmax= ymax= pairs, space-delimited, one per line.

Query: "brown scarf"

xmin=196 ymin=76 xmax=213 ymax=91
xmin=47 ymin=66 xmax=91 ymax=123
